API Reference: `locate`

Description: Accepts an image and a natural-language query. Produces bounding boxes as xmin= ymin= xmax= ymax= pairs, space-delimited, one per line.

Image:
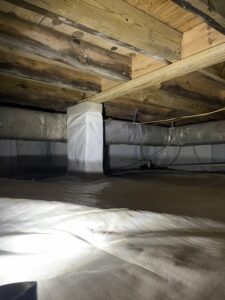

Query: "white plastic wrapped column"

xmin=67 ymin=102 xmax=103 ymax=174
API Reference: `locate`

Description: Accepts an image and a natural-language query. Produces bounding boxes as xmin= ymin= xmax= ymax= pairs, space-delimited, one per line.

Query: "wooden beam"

xmin=110 ymin=98 xmax=172 ymax=115
xmin=132 ymin=28 xmax=225 ymax=85
xmin=5 ymin=0 xmax=182 ymax=62
xmin=200 ymin=63 xmax=225 ymax=85
xmin=105 ymin=102 xmax=225 ymax=125
xmin=0 ymin=12 xmax=131 ymax=81
xmin=104 ymin=104 xmax=169 ymax=123
xmin=92 ymin=80 xmax=216 ymax=116
xmin=0 ymin=50 xmax=101 ymax=92
xmin=172 ymin=0 xmax=225 ymax=34
xmin=124 ymin=88 xmax=218 ymax=114
xmin=85 ymin=42 xmax=225 ymax=103
xmin=131 ymin=54 xmax=167 ymax=79
xmin=0 ymin=73 xmax=94 ymax=111
xmin=162 ymin=72 xmax=225 ymax=102
xmin=182 ymin=22 xmax=225 ymax=58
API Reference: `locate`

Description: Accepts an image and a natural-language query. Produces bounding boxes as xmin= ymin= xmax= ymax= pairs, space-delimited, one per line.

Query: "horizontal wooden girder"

xmin=85 ymin=42 xmax=225 ymax=104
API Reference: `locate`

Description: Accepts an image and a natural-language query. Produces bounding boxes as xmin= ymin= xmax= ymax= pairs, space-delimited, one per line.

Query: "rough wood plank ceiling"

xmin=0 ymin=0 xmax=225 ymax=125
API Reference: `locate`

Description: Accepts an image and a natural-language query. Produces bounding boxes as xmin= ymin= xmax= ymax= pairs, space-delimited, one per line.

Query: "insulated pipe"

xmin=105 ymin=120 xmax=225 ymax=146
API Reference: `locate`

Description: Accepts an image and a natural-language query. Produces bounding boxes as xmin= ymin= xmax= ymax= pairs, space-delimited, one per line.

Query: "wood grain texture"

xmin=0 ymin=0 xmax=224 ymax=124
xmin=0 ymin=50 xmax=102 ymax=92
xmin=0 ymin=0 xmax=136 ymax=56
xmin=111 ymin=98 xmax=172 ymax=115
xmin=200 ymin=63 xmax=225 ymax=85
xmin=163 ymin=72 xmax=225 ymax=103
xmin=104 ymin=104 xmax=171 ymax=123
xmin=172 ymin=0 xmax=225 ymax=34
xmin=131 ymin=54 xmax=167 ymax=79
xmin=4 ymin=0 xmax=182 ymax=62
xmin=85 ymin=42 xmax=225 ymax=103
xmin=0 ymin=12 xmax=131 ymax=81
xmin=125 ymin=0 xmax=203 ymax=32
xmin=0 ymin=73 xmax=95 ymax=111
xmin=125 ymin=87 xmax=219 ymax=114
xmin=182 ymin=22 xmax=225 ymax=58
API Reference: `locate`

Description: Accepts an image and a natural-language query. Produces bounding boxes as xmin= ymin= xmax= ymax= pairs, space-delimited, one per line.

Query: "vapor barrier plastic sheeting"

xmin=105 ymin=119 xmax=225 ymax=146
xmin=1 ymin=182 xmax=225 ymax=299
xmin=67 ymin=106 xmax=103 ymax=174
xmin=68 ymin=112 xmax=103 ymax=173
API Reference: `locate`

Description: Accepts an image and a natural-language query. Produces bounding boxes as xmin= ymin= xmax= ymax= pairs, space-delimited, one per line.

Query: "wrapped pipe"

xmin=105 ymin=120 xmax=225 ymax=146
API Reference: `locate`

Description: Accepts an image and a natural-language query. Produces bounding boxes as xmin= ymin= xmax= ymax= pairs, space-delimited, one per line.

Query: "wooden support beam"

xmin=163 ymin=72 xmax=225 ymax=103
xmin=200 ymin=63 xmax=225 ymax=85
xmin=124 ymin=88 xmax=218 ymax=114
xmin=111 ymin=98 xmax=173 ymax=115
xmin=182 ymin=22 xmax=225 ymax=58
xmin=0 ymin=73 xmax=94 ymax=111
xmin=131 ymin=54 xmax=167 ymax=79
xmin=85 ymin=42 xmax=225 ymax=104
xmin=0 ymin=12 xmax=131 ymax=81
xmin=104 ymin=104 xmax=169 ymax=123
xmin=93 ymin=76 xmax=220 ymax=115
xmin=0 ymin=50 xmax=101 ymax=92
xmin=132 ymin=27 xmax=225 ymax=85
xmin=5 ymin=0 xmax=182 ymax=62
xmin=172 ymin=0 xmax=225 ymax=34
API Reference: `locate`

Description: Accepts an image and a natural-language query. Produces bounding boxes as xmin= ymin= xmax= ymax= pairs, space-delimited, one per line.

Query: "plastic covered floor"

xmin=0 ymin=171 xmax=225 ymax=299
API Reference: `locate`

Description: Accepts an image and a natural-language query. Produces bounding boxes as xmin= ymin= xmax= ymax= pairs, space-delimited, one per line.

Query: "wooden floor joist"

xmin=124 ymin=88 xmax=219 ymax=114
xmin=0 ymin=12 xmax=131 ymax=81
xmin=0 ymin=50 xmax=102 ymax=92
xmin=0 ymin=73 xmax=94 ymax=111
xmin=163 ymin=72 xmax=225 ymax=103
xmin=104 ymin=104 xmax=172 ymax=123
xmin=5 ymin=0 xmax=182 ymax=62
xmin=111 ymin=98 xmax=173 ymax=115
xmin=85 ymin=42 xmax=225 ymax=104
xmin=182 ymin=22 xmax=225 ymax=58
xmin=0 ymin=0 xmax=224 ymax=124
xmin=200 ymin=63 xmax=225 ymax=86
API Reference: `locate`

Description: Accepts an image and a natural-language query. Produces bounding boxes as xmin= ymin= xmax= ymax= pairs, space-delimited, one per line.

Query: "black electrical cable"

xmin=109 ymin=123 xmax=175 ymax=172
xmin=110 ymin=145 xmax=183 ymax=174
xmin=157 ymin=147 xmax=182 ymax=168
xmin=110 ymin=146 xmax=167 ymax=171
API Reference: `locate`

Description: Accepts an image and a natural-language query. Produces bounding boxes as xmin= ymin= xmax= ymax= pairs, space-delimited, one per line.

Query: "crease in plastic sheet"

xmin=67 ymin=111 xmax=103 ymax=173
xmin=1 ymin=194 xmax=225 ymax=299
